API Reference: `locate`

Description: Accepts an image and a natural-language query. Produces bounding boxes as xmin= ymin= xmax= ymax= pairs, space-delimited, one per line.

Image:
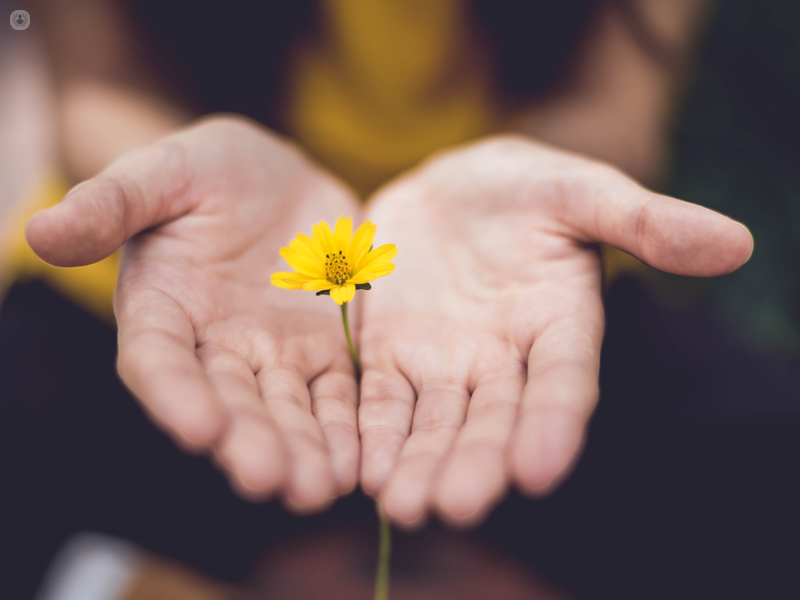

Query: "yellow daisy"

xmin=271 ymin=216 xmax=398 ymax=305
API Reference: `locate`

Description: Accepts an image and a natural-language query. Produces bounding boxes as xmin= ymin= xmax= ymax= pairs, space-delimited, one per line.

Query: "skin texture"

xmin=26 ymin=119 xmax=753 ymax=525
xmin=359 ymin=136 xmax=753 ymax=527
xmin=27 ymin=116 xmax=364 ymax=512
xmin=17 ymin=0 xmax=726 ymax=531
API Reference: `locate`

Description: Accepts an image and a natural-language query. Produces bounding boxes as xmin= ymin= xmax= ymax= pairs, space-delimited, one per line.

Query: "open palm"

xmin=27 ymin=116 xmax=363 ymax=511
xmin=359 ymin=136 xmax=753 ymax=526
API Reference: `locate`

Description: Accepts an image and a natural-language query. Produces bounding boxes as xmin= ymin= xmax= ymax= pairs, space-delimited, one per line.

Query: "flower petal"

xmin=361 ymin=263 xmax=395 ymax=278
xmin=347 ymin=221 xmax=376 ymax=261
xmin=302 ymin=279 xmax=336 ymax=291
xmin=333 ymin=216 xmax=353 ymax=254
xmin=351 ymin=263 xmax=395 ymax=284
xmin=341 ymin=282 xmax=356 ymax=303
xmin=330 ymin=285 xmax=347 ymax=305
xmin=351 ymin=247 xmax=367 ymax=268
xmin=280 ymin=248 xmax=326 ymax=277
xmin=271 ymin=272 xmax=313 ymax=289
xmin=272 ymin=280 xmax=302 ymax=290
xmin=354 ymin=243 xmax=398 ymax=271
xmin=348 ymin=271 xmax=376 ymax=284
xmin=288 ymin=241 xmax=319 ymax=264
xmin=329 ymin=283 xmax=356 ymax=305
xmin=271 ymin=270 xmax=317 ymax=281
xmin=313 ymin=221 xmax=336 ymax=255
xmin=290 ymin=235 xmax=324 ymax=262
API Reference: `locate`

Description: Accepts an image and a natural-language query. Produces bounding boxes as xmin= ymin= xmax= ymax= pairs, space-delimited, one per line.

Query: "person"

xmin=8 ymin=0 xmax=755 ymax=528
xmin=9 ymin=2 xmax=753 ymax=525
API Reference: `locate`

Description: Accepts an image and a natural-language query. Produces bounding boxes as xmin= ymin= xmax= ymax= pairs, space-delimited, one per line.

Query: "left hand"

xmin=26 ymin=116 xmax=364 ymax=512
xmin=357 ymin=135 xmax=753 ymax=527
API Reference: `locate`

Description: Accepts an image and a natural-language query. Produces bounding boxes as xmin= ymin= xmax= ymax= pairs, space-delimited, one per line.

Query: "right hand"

xmin=356 ymin=135 xmax=753 ymax=526
xmin=26 ymin=116 xmax=363 ymax=512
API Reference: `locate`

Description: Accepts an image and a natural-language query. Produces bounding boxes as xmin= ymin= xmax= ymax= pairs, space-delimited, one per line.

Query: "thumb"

xmin=26 ymin=142 xmax=193 ymax=267
xmin=564 ymin=168 xmax=754 ymax=277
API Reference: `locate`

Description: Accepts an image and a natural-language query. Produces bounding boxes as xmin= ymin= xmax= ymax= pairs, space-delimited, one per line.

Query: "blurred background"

xmin=2 ymin=0 xmax=799 ymax=598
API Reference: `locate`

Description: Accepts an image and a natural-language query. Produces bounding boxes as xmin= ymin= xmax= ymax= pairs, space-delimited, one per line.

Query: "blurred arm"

xmin=35 ymin=0 xmax=192 ymax=182
xmin=514 ymin=0 xmax=712 ymax=186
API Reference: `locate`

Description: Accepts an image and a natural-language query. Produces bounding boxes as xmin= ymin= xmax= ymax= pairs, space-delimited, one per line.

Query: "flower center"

xmin=325 ymin=251 xmax=350 ymax=285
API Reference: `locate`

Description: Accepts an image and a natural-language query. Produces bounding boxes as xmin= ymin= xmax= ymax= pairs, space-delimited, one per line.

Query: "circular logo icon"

xmin=11 ymin=10 xmax=30 ymax=30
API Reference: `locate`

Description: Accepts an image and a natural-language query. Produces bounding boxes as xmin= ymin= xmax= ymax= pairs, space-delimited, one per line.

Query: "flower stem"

xmin=374 ymin=502 xmax=391 ymax=600
xmin=340 ymin=302 xmax=361 ymax=380
xmin=339 ymin=302 xmax=390 ymax=599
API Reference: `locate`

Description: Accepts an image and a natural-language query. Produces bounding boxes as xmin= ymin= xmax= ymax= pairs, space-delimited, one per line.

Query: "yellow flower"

xmin=271 ymin=217 xmax=397 ymax=305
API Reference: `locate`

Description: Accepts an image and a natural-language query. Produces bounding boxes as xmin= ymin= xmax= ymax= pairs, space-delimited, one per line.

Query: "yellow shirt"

xmin=282 ymin=0 xmax=497 ymax=197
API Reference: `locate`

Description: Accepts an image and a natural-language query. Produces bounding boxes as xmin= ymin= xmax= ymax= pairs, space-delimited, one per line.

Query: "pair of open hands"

xmin=27 ymin=116 xmax=752 ymax=526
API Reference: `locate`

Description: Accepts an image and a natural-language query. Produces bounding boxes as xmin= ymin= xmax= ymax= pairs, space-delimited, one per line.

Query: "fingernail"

xmin=448 ymin=504 xmax=481 ymax=523
xmin=731 ymin=219 xmax=755 ymax=262
xmin=527 ymin=481 xmax=555 ymax=496
xmin=393 ymin=513 xmax=427 ymax=532
xmin=25 ymin=212 xmax=40 ymax=239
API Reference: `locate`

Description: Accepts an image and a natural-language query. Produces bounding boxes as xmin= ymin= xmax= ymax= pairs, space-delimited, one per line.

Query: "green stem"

xmin=374 ymin=502 xmax=392 ymax=600
xmin=339 ymin=303 xmax=390 ymax=599
xmin=340 ymin=302 xmax=362 ymax=380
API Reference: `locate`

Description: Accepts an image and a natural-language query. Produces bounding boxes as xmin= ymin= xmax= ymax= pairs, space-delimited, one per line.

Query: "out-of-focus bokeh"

xmin=2 ymin=1 xmax=799 ymax=598
xmin=663 ymin=0 xmax=800 ymax=356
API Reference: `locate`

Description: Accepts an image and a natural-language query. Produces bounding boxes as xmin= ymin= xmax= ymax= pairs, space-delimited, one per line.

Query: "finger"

xmin=26 ymin=139 xmax=194 ymax=267
xmin=116 ymin=288 xmax=226 ymax=449
xmin=256 ymin=366 xmax=336 ymax=512
xmin=562 ymin=166 xmax=753 ymax=276
xmin=509 ymin=297 xmax=604 ymax=496
xmin=379 ymin=382 xmax=470 ymax=526
xmin=433 ymin=371 xmax=524 ymax=526
xmin=198 ymin=346 xmax=287 ymax=500
xmin=309 ymin=369 xmax=360 ymax=495
xmin=358 ymin=368 xmax=417 ymax=497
